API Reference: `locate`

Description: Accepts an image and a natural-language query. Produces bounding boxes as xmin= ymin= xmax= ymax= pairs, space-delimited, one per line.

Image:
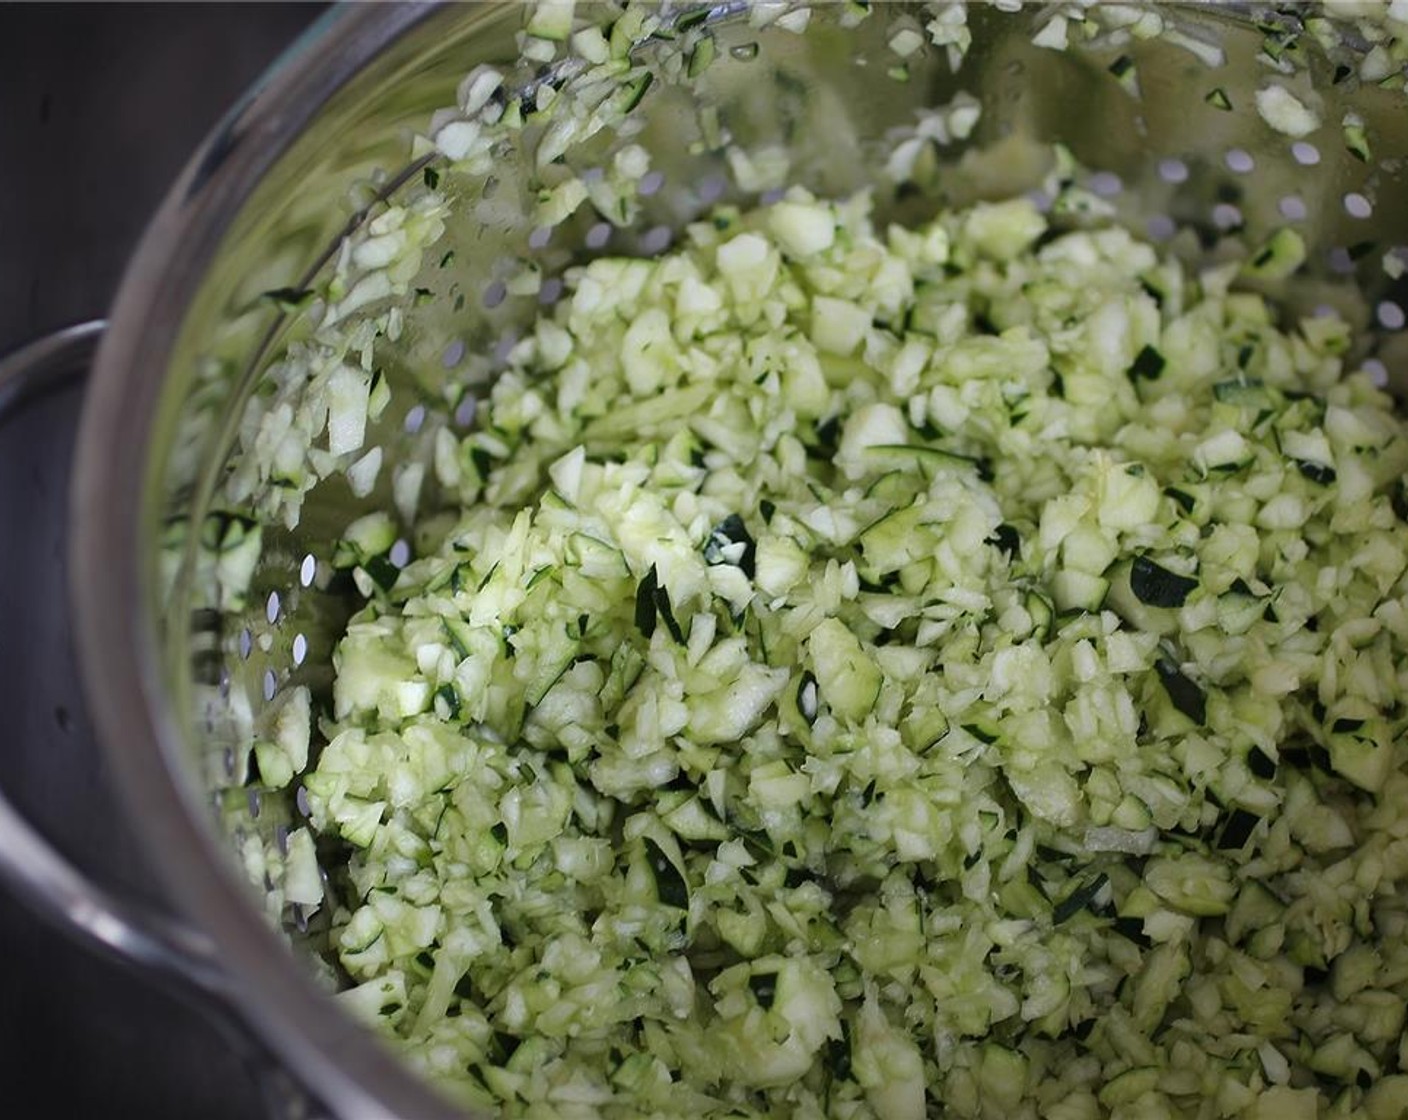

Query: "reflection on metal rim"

xmin=70 ymin=4 xmax=468 ymax=1119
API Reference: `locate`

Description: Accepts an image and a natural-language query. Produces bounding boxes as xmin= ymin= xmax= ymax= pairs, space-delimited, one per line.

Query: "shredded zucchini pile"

xmin=301 ymin=190 xmax=1408 ymax=1119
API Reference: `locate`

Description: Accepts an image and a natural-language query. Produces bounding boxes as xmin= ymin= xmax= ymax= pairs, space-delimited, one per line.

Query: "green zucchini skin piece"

xmin=1129 ymin=556 xmax=1198 ymax=608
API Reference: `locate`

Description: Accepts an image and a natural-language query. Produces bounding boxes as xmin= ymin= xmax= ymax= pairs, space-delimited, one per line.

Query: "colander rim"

xmin=70 ymin=3 xmax=470 ymax=1117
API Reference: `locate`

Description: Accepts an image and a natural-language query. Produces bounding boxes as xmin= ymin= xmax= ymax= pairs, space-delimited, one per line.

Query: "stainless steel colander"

xmin=0 ymin=2 xmax=1404 ymax=1116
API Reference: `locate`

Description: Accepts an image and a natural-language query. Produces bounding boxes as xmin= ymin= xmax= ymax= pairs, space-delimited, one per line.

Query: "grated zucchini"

xmin=300 ymin=185 xmax=1408 ymax=1117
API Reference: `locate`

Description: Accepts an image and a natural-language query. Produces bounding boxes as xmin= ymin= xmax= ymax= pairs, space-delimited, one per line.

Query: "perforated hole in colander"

xmin=1157 ymin=157 xmax=1188 ymax=183
xmin=1224 ymin=148 xmax=1254 ymax=174
xmin=481 ymin=280 xmax=506 ymax=309
xmin=440 ymin=338 xmax=466 ymax=368
xmin=1346 ymin=191 xmax=1374 ymax=219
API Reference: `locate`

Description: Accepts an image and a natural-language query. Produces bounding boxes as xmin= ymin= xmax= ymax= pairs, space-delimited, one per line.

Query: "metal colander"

xmin=60 ymin=2 xmax=1408 ymax=1116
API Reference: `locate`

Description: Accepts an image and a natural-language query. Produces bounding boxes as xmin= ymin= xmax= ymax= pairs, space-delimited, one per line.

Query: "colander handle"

xmin=0 ymin=320 xmax=237 ymax=997
xmin=0 ymin=322 xmax=335 ymax=1120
